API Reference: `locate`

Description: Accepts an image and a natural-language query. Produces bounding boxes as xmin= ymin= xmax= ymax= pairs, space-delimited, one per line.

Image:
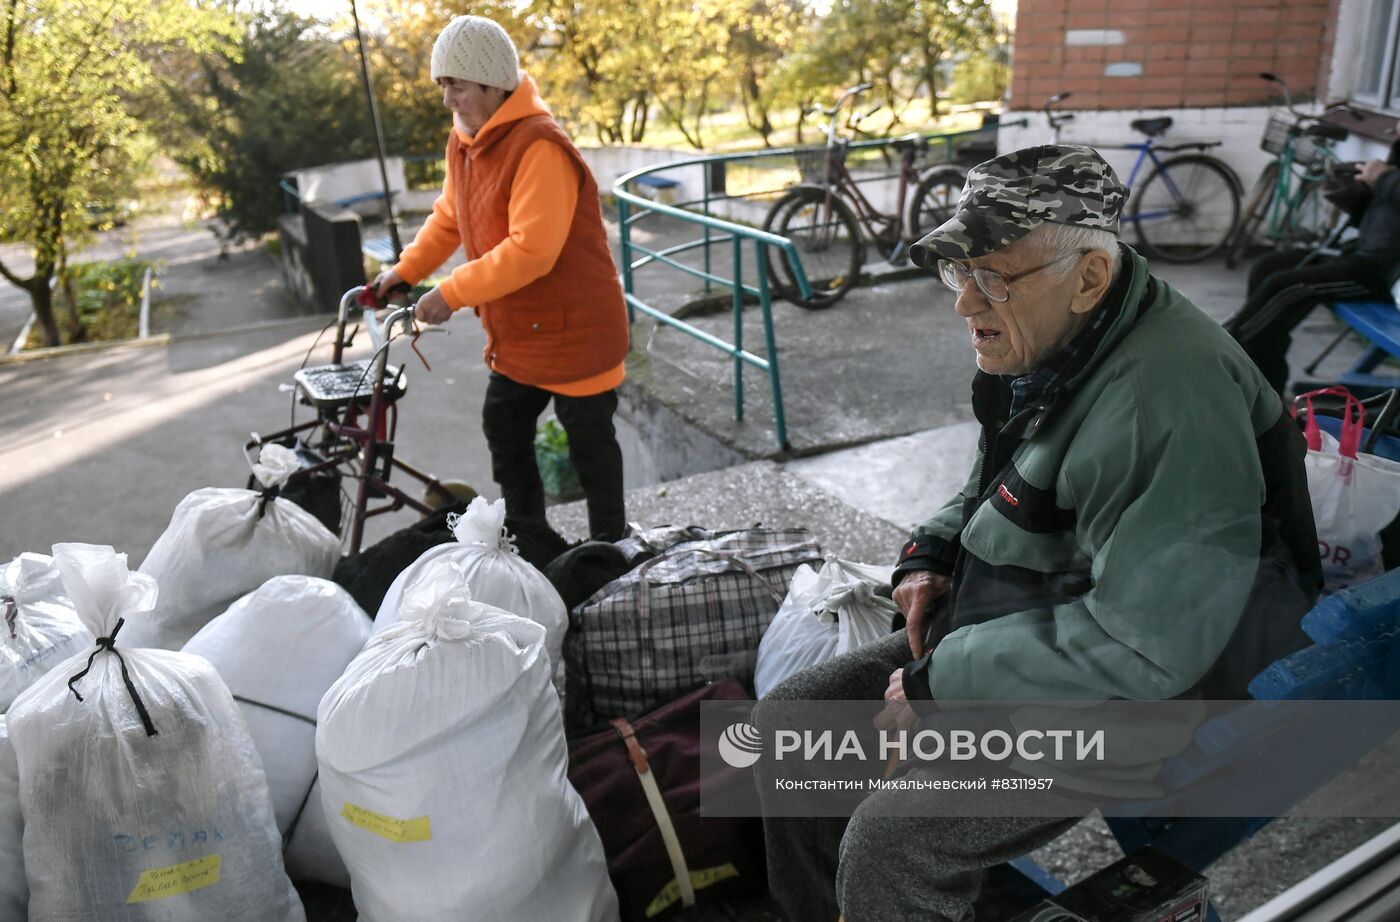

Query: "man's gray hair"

xmin=1025 ymin=223 xmax=1121 ymax=278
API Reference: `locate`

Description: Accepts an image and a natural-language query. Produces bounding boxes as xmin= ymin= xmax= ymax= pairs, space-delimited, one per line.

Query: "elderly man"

xmin=758 ymin=145 xmax=1322 ymax=921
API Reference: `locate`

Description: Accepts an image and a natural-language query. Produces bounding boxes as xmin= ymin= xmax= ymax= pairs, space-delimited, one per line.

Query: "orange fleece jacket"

xmin=394 ymin=78 xmax=624 ymax=396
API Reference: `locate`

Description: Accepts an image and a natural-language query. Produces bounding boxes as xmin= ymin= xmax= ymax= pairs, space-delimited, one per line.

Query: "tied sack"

xmin=564 ymin=528 xmax=822 ymax=735
xmin=133 ymin=444 xmax=340 ymax=650
xmin=754 ymin=556 xmax=899 ymax=699
xmin=1296 ymin=388 xmax=1400 ymax=590
xmin=1 ymin=553 xmax=93 ymax=712
xmin=316 ymin=582 xmax=618 ymax=922
xmin=373 ymin=496 xmax=567 ymax=679
xmin=0 ymin=718 xmax=24 ymax=922
xmin=183 ymin=575 xmax=372 ymax=888
xmin=6 ymin=544 xmax=304 ymax=922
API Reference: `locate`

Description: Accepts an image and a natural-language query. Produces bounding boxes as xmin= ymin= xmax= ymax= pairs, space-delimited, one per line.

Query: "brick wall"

xmin=1008 ymin=0 xmax=1334 ymax=112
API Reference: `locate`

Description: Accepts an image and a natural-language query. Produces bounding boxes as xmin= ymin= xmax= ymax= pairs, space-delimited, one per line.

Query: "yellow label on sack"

xmin=341 ymin=802 xmax=432 ymax=843
xmin=126 ymin=854 xmax=222 ymax=904
xmin=645 ymin=863 xmax=741 ymax=917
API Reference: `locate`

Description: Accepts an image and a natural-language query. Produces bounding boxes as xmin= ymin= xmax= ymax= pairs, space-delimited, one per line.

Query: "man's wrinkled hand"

xmin=892 ymin=570 xmax=952 ymax=657
xmin=873 ymin=668 xmax=920 ymax=733
xmin=1358 ymin=159 xmax=1395 ymax=186
xmin=414 ymin=286 xmax=453 ymax=325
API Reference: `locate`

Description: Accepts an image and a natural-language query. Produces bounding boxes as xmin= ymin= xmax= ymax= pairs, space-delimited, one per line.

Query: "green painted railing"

xmin=615 ymin=122 xmax=1007 ymax=452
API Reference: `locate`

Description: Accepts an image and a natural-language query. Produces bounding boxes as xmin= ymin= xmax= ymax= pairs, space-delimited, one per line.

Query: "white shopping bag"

xmin=1296 ymin=389 xmax=1400 ymax=591
xmin=6 ymin=544 xmax=304 ymax=922
xmin=317 ymin=579 xmax=617 ymax=922
xmin=0 ymin=717 xmax=24 ymax=922
xmin=0 ymin=553 xmax=93 ymax=712
xmin=373 ymin=496 xmax=567 ymax=677
xmin=184 ymin=575 xmax=372 ymax=887
xmin=134 ymin=444 xmax=340 ymax=650
xmin=755 ymin=555 xmax=899 ymax=698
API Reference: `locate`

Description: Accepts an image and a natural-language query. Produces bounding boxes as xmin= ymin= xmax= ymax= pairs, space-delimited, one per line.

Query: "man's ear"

xmin=1069 ymin=250 xmax=1114 ymax=315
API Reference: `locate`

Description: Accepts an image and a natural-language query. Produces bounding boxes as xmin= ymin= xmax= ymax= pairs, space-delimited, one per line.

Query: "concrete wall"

xmin=1009 ymin=0 xmax=1333 ymax=112
xmin=615 ymin=380 xmax=748 ymax=486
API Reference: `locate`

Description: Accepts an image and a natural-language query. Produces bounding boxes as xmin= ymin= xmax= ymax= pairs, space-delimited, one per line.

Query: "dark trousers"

xmin=481 ymin=372 xmax=626 ymax=541
xmin=754 ymin=632 xmax=1080 ymax=922
xmin=1224 ymin=250 xmax=1390 ymax=394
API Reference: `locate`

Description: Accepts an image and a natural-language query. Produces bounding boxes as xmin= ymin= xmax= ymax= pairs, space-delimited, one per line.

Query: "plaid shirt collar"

xmin=1005 ymin=255 xmax=1128 ymax=418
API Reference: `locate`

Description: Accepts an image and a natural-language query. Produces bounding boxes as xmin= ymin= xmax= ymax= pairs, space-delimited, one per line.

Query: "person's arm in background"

xmin=1358 ymin=158 xmax=1398 ymax=199
xmin=373 ymin=149 xmax=462 ymax=296
xmin=412 ymin=140 xmax=579 ymax=323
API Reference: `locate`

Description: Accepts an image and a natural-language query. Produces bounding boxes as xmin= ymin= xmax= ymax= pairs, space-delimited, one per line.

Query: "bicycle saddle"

xmin=1130 ymin=117 xmax=1173 ymax=137
xmin=1304 ymin=122 xmax=1349 ymax=143
xmin=891 ymin=132 xmax=927 ymax=153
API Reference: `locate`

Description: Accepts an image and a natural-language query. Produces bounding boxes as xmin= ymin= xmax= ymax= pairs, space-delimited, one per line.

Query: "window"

xmin=1356 ymin=0 xmax=1400 ymax=110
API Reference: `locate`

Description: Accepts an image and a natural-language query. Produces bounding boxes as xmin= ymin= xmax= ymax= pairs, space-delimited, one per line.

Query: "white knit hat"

xmin=430 ymin=16 xmax=520 ymax=91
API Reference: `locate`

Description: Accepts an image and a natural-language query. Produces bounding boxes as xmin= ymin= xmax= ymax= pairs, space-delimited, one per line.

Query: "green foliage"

xmin=157 ymin=9 xmax=374 ymax=240
xmin=0 ymin=0 xmax=237 ymax=346
xmin=534 ymin=417 xmax=572 ymax=456
xmin=950 ymin=52 xmax=1010 ymax=105
xmin=533 ymin=417 xmax=582 ymax=499
xmin=23 ymin=259 xmax=154 ymax=349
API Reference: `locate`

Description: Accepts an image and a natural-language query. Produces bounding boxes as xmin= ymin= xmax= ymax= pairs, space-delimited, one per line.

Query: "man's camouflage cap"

xmin=908 ymin=144 xmax=1127 ymax=267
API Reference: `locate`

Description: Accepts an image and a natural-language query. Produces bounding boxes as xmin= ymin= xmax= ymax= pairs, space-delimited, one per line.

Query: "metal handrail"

xmin=614 ymin=121 xmax=1009 ymax=452
xmin=615 ymin=159 xmax=813 ymax=452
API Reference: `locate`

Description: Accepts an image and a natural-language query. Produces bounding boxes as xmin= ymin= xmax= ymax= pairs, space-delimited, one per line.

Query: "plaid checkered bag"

xmin=564 ymin=528 xmax=822 ymax=735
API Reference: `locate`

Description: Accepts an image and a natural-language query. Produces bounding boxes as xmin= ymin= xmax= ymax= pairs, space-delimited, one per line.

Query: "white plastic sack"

xmin=134 ymin=444 xmax=341 ymax=650
xmin=373 ymin=497 xmax=567 ymax=675
xmin=6 ymin=544 xmax=304 ymax=922
xmin=1305 ymin=429 xmax=1400 ymax=591
xmin=755 ymin=555 xmax=899 ymax=699
xmin=317 ymin=581 xmax=618 ymax=922
xmin=0 ymin=718 xmax=24 ymax=922
xmin=1 ymin=553 xmax=93 ymax=712
xmin=184 ymin=575 xmax=372 ymax=888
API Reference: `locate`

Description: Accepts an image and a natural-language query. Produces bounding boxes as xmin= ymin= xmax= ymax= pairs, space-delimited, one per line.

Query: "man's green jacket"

xmin=896 ymin=246 xmax=1322 ymax=702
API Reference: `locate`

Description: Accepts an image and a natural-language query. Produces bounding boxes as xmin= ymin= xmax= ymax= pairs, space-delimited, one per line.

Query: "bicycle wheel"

xmin=1130 ymin=154 xmax=1241 ymax=263
xmin=763 ymin=186 xmax=863 ymax=310
xmin=1225 ymin=160 xmax=1279 ymax=270
xmin=908 ymin=167 xmax=966 ymax=242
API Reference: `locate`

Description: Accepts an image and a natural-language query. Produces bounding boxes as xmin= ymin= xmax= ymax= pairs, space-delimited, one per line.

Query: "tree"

xmin=0 ymin=0 xmax=236 ymax=347
xmin=908 ymin=0 xmax=996 ymax=117
xmin=157 ymin=9 xmax=373 ymax=241
xmin=725 ymin=0 xmax=804 ymax=147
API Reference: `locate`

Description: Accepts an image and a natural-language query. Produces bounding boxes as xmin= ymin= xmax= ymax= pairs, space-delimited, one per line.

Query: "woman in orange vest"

xmin=374 ymin=15 xmax=630 ymax=540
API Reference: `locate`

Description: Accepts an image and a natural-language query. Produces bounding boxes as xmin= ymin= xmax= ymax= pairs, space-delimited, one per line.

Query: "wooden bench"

xmin=1006 ymin=566 xmax=1400 ymax=920
xmin=1328 ymin=300 xmax=1400 ymax=393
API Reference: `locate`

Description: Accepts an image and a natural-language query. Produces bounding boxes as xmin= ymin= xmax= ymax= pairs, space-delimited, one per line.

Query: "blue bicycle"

xmin=1043 ymin=93 xmax=1243 ymax=263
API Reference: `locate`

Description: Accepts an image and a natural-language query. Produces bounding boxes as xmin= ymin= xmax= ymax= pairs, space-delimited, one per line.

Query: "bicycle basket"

xmin=1260 ymin=110 xmax=1298 ymax=155
xmin=795 ymin=149 xmax=825 ymax=183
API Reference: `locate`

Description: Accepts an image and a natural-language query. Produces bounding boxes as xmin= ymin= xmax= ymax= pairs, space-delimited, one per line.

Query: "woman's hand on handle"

xmin=372 ymin=267 xmax=406 ymax=300
xmin=413 ymin=286 xmax=453 ymax=325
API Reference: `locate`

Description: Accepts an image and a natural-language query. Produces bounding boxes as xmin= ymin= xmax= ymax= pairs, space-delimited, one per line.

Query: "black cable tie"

xmin=2 ymin=596 xmax=16 ymax=640
xmin=67 ymin=617 xmax=158 ymax=738
xmin=257 ymin=484 xmax=280 ymax=519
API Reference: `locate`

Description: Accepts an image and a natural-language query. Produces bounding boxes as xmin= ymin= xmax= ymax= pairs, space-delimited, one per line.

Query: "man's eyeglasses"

xmin=938 ymin=248 xmax=1093 ymax=303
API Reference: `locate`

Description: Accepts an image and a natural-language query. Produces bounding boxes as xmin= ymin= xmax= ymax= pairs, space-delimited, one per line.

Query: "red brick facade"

xmin=1008 ymin=0 xmax=1334 ymax=112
